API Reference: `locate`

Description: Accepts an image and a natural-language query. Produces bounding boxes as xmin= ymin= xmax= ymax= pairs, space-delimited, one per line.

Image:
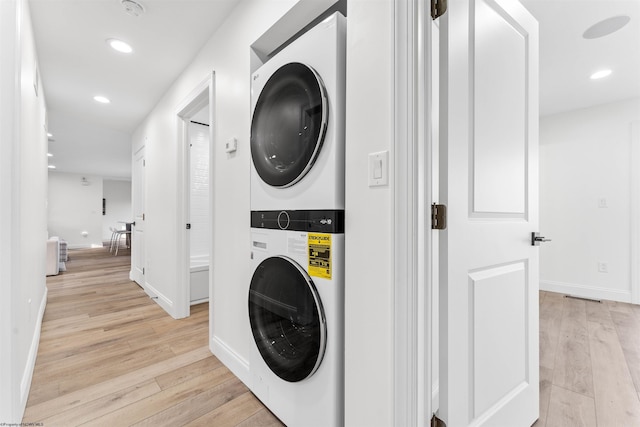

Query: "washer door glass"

xmin=251 ymin=62 xmax=328 ymax=188
xmin=249 ymin=256 xmax=326 ymax=382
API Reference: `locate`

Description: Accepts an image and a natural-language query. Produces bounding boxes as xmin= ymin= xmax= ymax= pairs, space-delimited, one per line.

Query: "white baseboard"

xmin=211 ymin=335 xmax=250 ymax=386
xmin=540 ymin=280 xmax=632 ymax=303
xmin=144 ymin=282 xmax=175 ymax=318
xmin=67 ymin=243 xmax=97 ymax=249
xmin=19 ymin=286 xmax=47 ymax=418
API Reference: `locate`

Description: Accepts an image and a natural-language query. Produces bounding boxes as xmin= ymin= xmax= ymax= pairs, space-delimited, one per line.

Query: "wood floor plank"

xmin=40 ymin=380 xmax=162 ymax=426
xmin=35 ymin=325 xmax=159 ymax=366
xmin=539 ymin=290 xmax=548 ymax=304
xmin=552 ymin=297 xmax=593 ymax=397
xmin=545 ymin=385 xmax=596 ymax=427
xmin=82 ymin=366 xmax=236 ymax=426
xmin=588 ymin=319 xmax=640 ymax=426
xmin=184 ymin=391 xmax=265 ymax=427
xmin=132 ymin=377 xmax=248 ymax=426
xmin=605 ymin=299 xmax=634 ymax=315
xmin=24 ymin=346 xmax=211 ymax=421
xmin=584 ymin=300 xmax=611 ymax=325
xmin=235 ymin=408 xmax=285 ymax=427
xmin=57 ymin=344 xmax=178 ymax=395
xmin=155 ymin=356 xmax=223 ymax=391
xmin=539 ymin=292 xmax=564 ymax=369
xmin=609 ymin=310 xmax=640 ymax=394
xmin=537 ymin=365 xmax=553 ymax=427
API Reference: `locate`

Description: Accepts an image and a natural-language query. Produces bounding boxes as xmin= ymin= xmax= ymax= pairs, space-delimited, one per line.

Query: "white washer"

xmin=250 ymin=12 xmax=346 ymax=211
xmin=248 ymin=211 xmax=344 ymax=427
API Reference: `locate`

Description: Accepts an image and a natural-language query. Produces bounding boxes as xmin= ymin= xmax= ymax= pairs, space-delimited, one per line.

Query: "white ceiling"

xmin=30 ymin=0 xmax=640 ymax=179
xmin=520 ymin=0 xmax=640 ymax=116
xmin=30 ymin=0 xmax=239 ymax=179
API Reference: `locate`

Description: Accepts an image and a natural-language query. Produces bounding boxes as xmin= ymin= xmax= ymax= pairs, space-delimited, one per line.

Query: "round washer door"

xmin=250 ymin=62 xmax=328 ymax=188
xmin=248 ymin=256 xmax=326 ymax=382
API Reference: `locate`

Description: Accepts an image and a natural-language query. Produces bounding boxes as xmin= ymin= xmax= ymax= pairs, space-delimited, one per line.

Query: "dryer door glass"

xmin=249 ymin=256 xmax=326 ymax=382
xmin=251 ymin=62 xmax=327 ymax=188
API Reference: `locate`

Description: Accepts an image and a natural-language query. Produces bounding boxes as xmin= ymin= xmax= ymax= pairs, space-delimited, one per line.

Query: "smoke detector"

xmin=121 ymin=0 xmax=145 ymax=17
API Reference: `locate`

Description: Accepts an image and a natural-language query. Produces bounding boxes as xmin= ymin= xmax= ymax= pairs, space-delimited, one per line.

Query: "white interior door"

xmin=131 ymin=146 xmax=146 ymax=288
xmin=438 ymin=1 xmax=539 ymax=426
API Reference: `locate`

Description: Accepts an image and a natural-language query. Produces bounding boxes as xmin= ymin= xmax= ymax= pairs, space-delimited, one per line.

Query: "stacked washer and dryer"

xmin=248 ymin=12 xmax=346 ymax=427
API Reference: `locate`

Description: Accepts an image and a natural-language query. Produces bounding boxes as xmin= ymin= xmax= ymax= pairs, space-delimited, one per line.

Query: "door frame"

xmin=632 ymin=121 xmax=640 ymax=305
xmin=175 ymin=72 xmax=215 ymax=318
xmin=393 ymin=0 xmax=433 ymax=425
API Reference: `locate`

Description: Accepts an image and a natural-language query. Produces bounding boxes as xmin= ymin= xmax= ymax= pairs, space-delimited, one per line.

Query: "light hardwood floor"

xmin=23 ymin=248 xmax=640 ymax=426
xmin=23 ymin=247 xmax=283 ymax=426
xmin=537 ymin=291 xmax=640 ymax=427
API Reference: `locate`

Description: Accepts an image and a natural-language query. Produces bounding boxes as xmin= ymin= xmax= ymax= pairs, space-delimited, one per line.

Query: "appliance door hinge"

xmin=431 ymin=414 xmax=446 ymax=427
xmin=431 ymin=203 xmax=447 ymax=230
xmin=431 ymin=0 xmax=447 ymax=20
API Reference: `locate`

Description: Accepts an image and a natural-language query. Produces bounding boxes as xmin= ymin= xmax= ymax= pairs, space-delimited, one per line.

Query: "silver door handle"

xmin=531 ymin=232 xmax=551 ymax=246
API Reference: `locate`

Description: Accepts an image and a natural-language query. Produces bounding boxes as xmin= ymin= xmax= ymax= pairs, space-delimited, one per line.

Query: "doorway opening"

xmin=187 ymin=106 xmax=211 ymax=307
xmin=176 ymin=73 xmax=215 ymax=318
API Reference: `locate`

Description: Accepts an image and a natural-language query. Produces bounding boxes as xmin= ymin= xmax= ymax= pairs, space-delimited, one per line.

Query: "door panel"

xmin=439 ymin=0 xmax=539 ymax=425
xmin=471 ymin=261 xmax=528 ymax=417
xmin=132 ymin=146 xmax=145 ymax=287
xmin=473 ymin=0 xmax=528 ymax=215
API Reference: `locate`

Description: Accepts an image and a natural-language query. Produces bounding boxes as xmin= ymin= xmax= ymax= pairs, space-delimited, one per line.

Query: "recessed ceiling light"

xmin=107 ymin=38 xmax=133 ymax=54
xmin=48 ymin=165 xmax=56 ymax=169
xmin=590 ymin=69 xmax=612 ymax=80
xmin=47 ymin=153 xmax=53 ymax=157
xmin=583 ymin=16 xmax=631 ymax=39
xmin=94 ymin=95 xmax=111 ymax=104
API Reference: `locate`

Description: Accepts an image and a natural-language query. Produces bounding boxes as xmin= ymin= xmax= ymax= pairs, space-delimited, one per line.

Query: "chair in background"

xmin=114 ymin=229 xmax=131 ymax=256
xmin=109 ymin=225 xmax=129 ymax=255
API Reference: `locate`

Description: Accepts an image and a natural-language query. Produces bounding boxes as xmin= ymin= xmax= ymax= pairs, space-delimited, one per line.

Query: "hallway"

xmin=23 ymin=247 xmax=282 ymax=426
xmin=21 ymin=247 xmax=640 ymax=426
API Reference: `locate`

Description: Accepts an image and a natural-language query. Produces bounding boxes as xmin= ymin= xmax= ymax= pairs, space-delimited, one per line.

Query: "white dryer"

xmin=250 ymin=12 xmax=346 ymax=211
xmin=248 ymin=210 xmax=344 ymax=427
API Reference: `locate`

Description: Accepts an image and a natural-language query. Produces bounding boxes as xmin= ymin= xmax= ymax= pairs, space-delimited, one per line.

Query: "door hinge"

xmin=431 ymin=203 xmax=447 ymax=230
xmin=143 ymin=267 xmax=145 ymax=275
xmin=431 ymin=0 xmax=447 ymax=20
xmin=186 ymin=223 xmax=191 ymax=230
xmin=431 ymin=414 xmax=446 ymax=427
xmin=143 ymin=213 xmax=145 ymax=221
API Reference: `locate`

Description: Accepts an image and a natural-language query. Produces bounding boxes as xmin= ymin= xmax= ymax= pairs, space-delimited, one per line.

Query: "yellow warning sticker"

xmin=308 ymin=233 xmax=331 ymax=279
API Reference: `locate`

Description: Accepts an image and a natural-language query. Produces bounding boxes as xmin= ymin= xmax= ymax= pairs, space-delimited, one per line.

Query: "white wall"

xmin=540 ymin=97 xmax=640 ymax=303
xmin=102 ymin=179 xmax=132 ymax=241
xmin=344 ymin=1 xmax=394 ymax=425
xmin=0 ymin=0 xmax=49 ymax=421
xmin=48 ymin=172 xmax=104 ymax=248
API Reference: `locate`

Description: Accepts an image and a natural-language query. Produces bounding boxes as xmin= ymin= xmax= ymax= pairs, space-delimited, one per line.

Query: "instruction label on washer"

xmin=308 ymin=233 xmax=331 ymax=279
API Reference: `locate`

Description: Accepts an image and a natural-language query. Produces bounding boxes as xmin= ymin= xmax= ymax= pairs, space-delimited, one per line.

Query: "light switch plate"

xmin=225 ymin=137 xmax=237 ymax=153
xmin=368 ymin=151 xmax=389 ymax=187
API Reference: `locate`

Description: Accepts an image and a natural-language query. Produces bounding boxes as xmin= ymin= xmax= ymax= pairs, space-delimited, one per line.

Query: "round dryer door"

xmin=250 ymin=62 xmax=328 ymax=188
xmin=248 ymin=256 xmax=326 ymax=382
